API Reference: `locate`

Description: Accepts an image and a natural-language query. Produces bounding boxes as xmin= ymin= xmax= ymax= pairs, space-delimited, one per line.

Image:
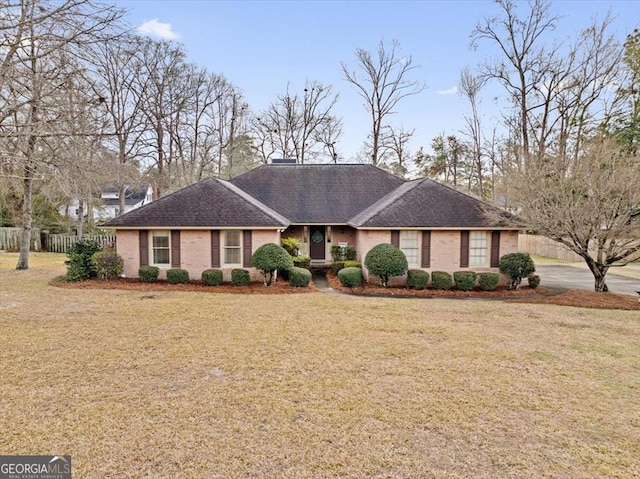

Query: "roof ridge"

xmin=349 ymin=178 xmax=424 ymax=226
xmin=219 ymin=179 xmax=290 ymax=226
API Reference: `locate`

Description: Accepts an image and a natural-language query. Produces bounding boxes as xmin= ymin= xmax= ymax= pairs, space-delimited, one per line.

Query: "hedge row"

xmin=136 ymin=267 xmax=313 ymax=288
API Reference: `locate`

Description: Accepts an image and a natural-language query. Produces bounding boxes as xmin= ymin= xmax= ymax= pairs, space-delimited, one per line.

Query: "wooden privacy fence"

xmin=519 ymin=234 xmax=584 ymax=262
xmin=45 ymin=233 xmax=116 ymax=253
xmin=0 ymin=228 xmax=115 ymax=253
xmin=0 ymin=227 xmax=41 ymax=252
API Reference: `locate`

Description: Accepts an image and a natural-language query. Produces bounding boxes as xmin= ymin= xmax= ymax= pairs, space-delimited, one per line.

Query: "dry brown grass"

xmin=1 ymin=255 xmax=639 ymax=478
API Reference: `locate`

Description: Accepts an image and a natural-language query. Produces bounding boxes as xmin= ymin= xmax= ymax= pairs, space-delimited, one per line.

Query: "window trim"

xmin=222 ymin=230 xmax=243 ymax=267
xmin=399 ymin=230 xmax=420 ymax=267
xmin=150 ymin=230 xmax=171 ymax=267
xmin=469 ymin=230 xmax=489 ymax=267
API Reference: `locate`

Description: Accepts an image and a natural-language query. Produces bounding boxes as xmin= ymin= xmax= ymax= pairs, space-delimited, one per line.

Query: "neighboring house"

xmin=62 ymin=185 xmax=154 ymax=222
xmin=104 ymin=164 xmax=520 ymax=283
xmin=97 ymin=185 xmax=154 ymax=220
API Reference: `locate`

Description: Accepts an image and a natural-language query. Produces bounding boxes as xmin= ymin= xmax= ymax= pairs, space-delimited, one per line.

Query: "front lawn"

xmin=1 ymin=259 xmax=639 ymax=477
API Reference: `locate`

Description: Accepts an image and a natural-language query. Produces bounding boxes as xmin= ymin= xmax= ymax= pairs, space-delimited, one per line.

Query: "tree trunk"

xmin=16 ymin=173 xmax=33 ymax=270
xmin=77 ymin=200 xmax=84 ymax=237
xmin=585 ymin=258 xmax=609 ymax=292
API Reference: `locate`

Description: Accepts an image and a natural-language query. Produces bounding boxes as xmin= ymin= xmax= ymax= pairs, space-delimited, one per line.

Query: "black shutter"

xmin=211 ymin=230 xmax=220 ymax=267
xmin=171 ymin=230 xmax=181 ymax=268
xmin=243 ymin=230 xmax=252 ymax=267
xmin=490 ymin=231 xmax=501 ymax=267
xmin=421 ymin=231 xmax=431 ymax=268
xmin=460 ymin=231 xmax=469 ymax=268
xmin=139 ymin=230 xmax=148 ymax=267
xmin=391 ymin=230 xmax=400 ymax=247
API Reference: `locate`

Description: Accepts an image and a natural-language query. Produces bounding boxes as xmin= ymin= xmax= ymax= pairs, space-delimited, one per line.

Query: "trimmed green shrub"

xmin=407 ymin=269 xmax=429 ymax=290
xmin=167 ymin=268 xmax=189 ymax=284
xmin=364 ymin=243 xmax=408 ymax=287
xmin=292 ymin=255 xmax=311 ymax=269
xmin=528 ymin=274 xmax=541 ymax=289
xmin=478 ymin=272 xmax=500 ymax=291
xmin=454 ymin=271 xmax=477 ymax=291
xmin=250 ymin=243 xmax=294 ymax=286
xmin=91 ymin=250 xmax=124 ymax=280
xmin=431 ymin=271 xmax=453 ymax=290
xmin=343 ymin=245 xmax=357 ymax=261
xmin=231 ymin=268 xmax=250 ymax=286
xmin=331 ymin=244 xmax=357 ymax=261
xmin=139 ymin=266 xmax=160 ymax=283
xmin=499 ymin=253 xmax=536 ymax=290
xmin=65 ymin=239 xmax=102 ymax=281
xmin=343 ymin=260 xmax=361 ymax=269
xmin=331 ymin=260 xmax=346 ymax=275
xmin=289 ymin=267 xmax=312 ymax=287
xmin=338 ymin=267 xmax=362 ymax=288
xmin=202 ymin=269 xmax=223 ymax=286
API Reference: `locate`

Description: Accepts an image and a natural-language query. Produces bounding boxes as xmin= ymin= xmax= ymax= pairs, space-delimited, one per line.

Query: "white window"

xmin=223 ymin=230 xmax=242 ymax=265
xmin=469 ymin=231 xmax=489 ymax=266
xmin=151 ymin=231 xmax=170 ymax=266
xmin=400 ymin=230 xmax=419 ymax=267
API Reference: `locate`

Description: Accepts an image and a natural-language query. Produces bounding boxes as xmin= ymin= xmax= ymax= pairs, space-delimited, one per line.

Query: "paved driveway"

xmin=536 ymin=265 xmax=640 ymax=296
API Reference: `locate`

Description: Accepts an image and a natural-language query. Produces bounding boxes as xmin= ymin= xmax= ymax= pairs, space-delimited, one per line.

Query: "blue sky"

xmin=116 ymin=0 xmax=639 ymax=163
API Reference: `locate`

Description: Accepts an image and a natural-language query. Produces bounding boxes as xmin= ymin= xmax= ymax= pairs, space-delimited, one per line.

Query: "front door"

xmin=309 ymin=226 xmax=326 ymax=261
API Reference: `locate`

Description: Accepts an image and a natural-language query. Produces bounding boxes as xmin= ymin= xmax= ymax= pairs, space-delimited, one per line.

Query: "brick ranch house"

xmin=104 ymin=164 xmax=520 ymax=284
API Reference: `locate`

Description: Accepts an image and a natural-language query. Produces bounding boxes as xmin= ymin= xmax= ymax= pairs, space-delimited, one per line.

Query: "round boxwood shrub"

xmin=331 ymin=261 xmax=346 ymax=275
xmin=139 ymin=266 xmax=160 ymax=283
xmin=407 ymin=269 xmax=429 ymax=290
xmin=499 ymin=253 xmax=536 ymax=290
xmin=231 ymin=268 xmax=250 ymax=286
xmin=65 ymin=239 xmax=102 ymax=281
xmin=338 ymin=266 xmax=362 ymax=288
xmin=289 ymin=267 xmax=312 ymax=287
xmin=431 ymin=271 xmax=453 ymax=290
xmin=453 ymin=271 xmax=477 ymax=291
xmin=250 ymin=243 xmax=294 ymax=286
xmin=202 ymin=268 xmax=223 ymax=286
xmin=478 ymin=272 xmax=500 ymax=291
xmin=167 ymin=268 xmax=189 ymax=284
xmin=364 ymin=243 xmax=408 ymax=287
xmin=528 ymin=274 xmax=541 ymax=289
xmin=91 ymin=250 xmax=124 ymax=280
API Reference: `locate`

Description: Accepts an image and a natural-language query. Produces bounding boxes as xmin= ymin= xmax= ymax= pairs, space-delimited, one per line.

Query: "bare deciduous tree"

xmin=501 ymin=138 xmax=639 ymax=292
xmin=473 ymin=0 xmax=636 ymax=291
xmin=0 ymin=0 xmax=124 ymax=270
xmin=252 ymin=81 xmax=340 ymax=163
xmin=458 ymin=66 xmax=488 ymax=197
xmin=341 ymin=39 xmax=425 ymax=166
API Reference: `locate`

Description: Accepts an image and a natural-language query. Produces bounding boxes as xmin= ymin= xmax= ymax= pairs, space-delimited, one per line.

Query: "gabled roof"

xmin=104 ymin=177 xmax=289 ymax=228
xmin=349 ymin=178 xmax=510 ymax=228
xmin=229 ymin=164 xmax=405 ymax=223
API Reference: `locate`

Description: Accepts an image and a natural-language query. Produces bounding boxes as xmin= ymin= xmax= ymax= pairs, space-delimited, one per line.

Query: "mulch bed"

xmin=325 ymin=270 xmax=545 ymax=298
xmin=50 ymin=273 xmax=639 ymax=311
xmin=509 ymin=289 xmax=640 ymax=311
xmin=50 ymin=276 xmax=317 ymax=294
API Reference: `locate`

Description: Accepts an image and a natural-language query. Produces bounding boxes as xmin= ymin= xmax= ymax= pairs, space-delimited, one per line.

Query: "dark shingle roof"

xmin=103 ymin=177 xmax=289 ymax=228
xmin=230 ymin=164 xmax=405 ymax=223
xmin=349 ymin=178 xmax=511 ymax=228
xmin=101 ymin=185 xmax=150 ymax=207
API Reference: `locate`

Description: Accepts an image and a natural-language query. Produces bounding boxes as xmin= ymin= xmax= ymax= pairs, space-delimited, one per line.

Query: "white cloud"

xmin=137 ymin=19 xmax=180 ymax=40
xmin=436 ymin=86 xmax=458 ymax=95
